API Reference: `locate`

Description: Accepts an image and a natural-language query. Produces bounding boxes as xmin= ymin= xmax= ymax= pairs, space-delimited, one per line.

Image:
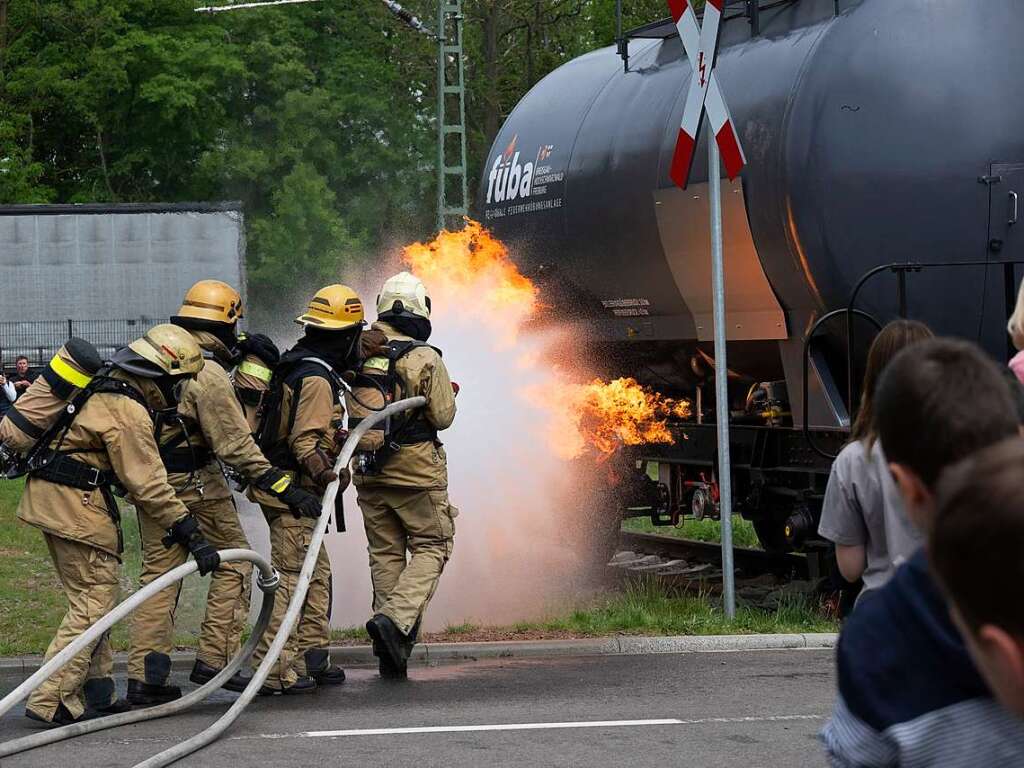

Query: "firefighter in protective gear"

xmin=17 ymin=324 xmax=212 ymax=726
xmin=126 ymin=281 xmax=323 ymax=705
xmin=350 ymin=271 xmax=458 ymax=679
xmin=249 ymin=284 xmax=365 ymax=694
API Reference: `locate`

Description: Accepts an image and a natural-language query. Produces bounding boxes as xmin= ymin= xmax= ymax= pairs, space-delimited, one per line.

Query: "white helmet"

xmin=376 ymin=271 xmax=431 ymax=319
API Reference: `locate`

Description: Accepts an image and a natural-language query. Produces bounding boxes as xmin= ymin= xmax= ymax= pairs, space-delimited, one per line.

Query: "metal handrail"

xmin=802 ymin=308 xmax=882 ymax=460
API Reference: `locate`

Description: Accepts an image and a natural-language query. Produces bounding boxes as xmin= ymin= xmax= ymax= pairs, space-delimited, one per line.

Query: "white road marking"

xmin=246 ymin=714 xmax=826 ymax=740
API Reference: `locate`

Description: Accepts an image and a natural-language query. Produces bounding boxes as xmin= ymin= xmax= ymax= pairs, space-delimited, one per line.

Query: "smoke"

xmin=239 ymin=225 xmax=609 ymax=633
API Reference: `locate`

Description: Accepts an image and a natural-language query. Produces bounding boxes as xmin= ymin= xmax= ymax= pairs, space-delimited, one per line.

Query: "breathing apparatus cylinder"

xmin=0 ymin=339 xmax=103 ymax=460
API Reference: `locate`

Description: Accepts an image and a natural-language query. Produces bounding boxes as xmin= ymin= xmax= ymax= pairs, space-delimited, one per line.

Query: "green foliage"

xmin=0 ymin=0 xmax=686 ymax=301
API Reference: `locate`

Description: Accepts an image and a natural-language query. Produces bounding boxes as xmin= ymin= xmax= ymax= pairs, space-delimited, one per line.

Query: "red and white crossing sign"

xmin=667 ymin=0 xmax=746 ymax=188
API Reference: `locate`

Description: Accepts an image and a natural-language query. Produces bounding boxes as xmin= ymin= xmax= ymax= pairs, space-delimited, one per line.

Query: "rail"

xmin=0 ymin=396 xmax=427 ymax=767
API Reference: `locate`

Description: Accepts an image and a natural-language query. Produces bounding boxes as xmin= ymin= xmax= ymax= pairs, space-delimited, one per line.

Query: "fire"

xmin=540 ymin=377 xmax=691 ymax=461
xmin=399 ymin=219 xmax=690 ymax=460
xmin=402 ymin=219 xmax=538 ymax=333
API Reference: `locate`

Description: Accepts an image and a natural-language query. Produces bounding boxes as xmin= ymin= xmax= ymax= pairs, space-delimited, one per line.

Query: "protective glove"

xmin=254 ymin=468 xmax=323 ymax=519
xmin=359 ymin=329 xmax=389 ymax=362
xmin=163 ymin=515 xmax=220 ymax=576
xmin=237 ymin=333 xmax=280 ymax=368
xmin=301 ymin=448 xmax=339 ymax=494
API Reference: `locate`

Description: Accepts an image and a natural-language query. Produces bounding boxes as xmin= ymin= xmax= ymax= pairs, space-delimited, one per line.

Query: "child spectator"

xmin=932 ymin=437 xmax=1024 ymax=720
xmin=818 ymin=320 xmax=932 ymax=606
xmin=820 ymin=338 xmax=1024 ymax=767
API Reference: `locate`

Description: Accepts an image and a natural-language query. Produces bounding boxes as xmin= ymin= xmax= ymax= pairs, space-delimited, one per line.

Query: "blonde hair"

xmin=1008 ymin=280 xmax=1024 ymax=351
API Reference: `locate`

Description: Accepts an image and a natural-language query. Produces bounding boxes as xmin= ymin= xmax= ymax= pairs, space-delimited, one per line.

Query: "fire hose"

xmin=0 ymin=396 xmax=427 ymax=766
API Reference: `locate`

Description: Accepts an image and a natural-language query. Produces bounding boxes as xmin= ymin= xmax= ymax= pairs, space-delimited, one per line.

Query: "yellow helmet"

xmin=119 ymin=324 xmax=204 ymax=378
xmin=176 ymin=280 xmax=244 ymax=325
xmin=295 ymin=284 xmax=365 ymax=330
xmin=376 ymin=271 xmax=431 ymax=319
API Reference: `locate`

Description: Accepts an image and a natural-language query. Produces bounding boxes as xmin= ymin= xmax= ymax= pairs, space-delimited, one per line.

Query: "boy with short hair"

xmin=820 ymin=338 xmax=1024 ymax=766
xmin=931 ymin=437 xmax=1024 ymax=720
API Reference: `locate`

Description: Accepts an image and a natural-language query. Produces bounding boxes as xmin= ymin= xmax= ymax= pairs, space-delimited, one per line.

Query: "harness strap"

xmin=31 ymin=453 xmax=124 ymax=553
xmin=161 ymin=446 xmax=213 ymax=474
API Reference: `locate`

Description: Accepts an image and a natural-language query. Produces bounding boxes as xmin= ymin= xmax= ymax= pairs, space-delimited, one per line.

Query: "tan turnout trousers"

xmin=127 ymin=496 xmax=252 ymax=679
xmin=358 ymin=486 xmax=456 ymax=635
xmin=26 ymin=534 xmax=118 ymax=720
xmin=250 ymin=512 xmax=331 ymax=688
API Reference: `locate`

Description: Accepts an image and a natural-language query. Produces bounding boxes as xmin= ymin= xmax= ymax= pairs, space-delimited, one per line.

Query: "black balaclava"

xmin=300 ymin=325 xmax=363 ymax=371
xmin=380 ymin=312 xmax=432 ymax=342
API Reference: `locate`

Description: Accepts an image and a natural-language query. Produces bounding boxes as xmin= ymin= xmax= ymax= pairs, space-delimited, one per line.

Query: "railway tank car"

xmin=480 ymin=0 xmax=1024 ymax=551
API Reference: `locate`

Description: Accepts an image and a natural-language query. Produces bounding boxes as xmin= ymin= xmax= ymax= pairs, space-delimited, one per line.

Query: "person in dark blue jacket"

xmin=821 ymin=338 xmax=1024 ymax=767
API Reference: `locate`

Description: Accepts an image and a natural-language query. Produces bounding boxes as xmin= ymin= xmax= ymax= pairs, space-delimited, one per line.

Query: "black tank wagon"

xmin=480 ymin=0 xmax=1024 ymax=551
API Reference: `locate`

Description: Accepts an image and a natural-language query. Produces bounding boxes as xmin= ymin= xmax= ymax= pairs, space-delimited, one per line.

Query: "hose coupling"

xmin=257 ymin=567 xmax=281 ymax=593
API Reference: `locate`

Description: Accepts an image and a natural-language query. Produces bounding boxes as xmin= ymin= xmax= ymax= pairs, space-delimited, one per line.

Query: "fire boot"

xmin=189 ymin=659 xmax=253 ymax=694
xmin=84 ymin=677 xmax=132 ymax=715
xmin=25 ymin=703 xmax=99 ymax=728
xmin=257 ymin=676 xmax=317 ymax=696
xmin=372 ymin=638 xmax=406 ymax=680
xmin=366 ymin=614 xmax=408 ymax=679
xmin=304 ymin=648 xmax=346 ymax=686
xmin=127 ymin=652 xmax=182 ymax=706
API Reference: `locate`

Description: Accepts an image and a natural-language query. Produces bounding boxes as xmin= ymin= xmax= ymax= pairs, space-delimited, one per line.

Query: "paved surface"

xmin=0 ymin=649 xmax=836 ymax=768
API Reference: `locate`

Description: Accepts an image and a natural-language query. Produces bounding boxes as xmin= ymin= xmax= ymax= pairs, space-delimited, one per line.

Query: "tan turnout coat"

xmin=351 ymin=321 xmax=456 ymax=490
xmin=17 ymin=377 xmax=190 ymax=559
xmin=165 ymin=332 xmax=275 ymax=504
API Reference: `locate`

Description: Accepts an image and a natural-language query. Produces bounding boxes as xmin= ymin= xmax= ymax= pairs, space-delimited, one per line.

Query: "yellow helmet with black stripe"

xmin=176 ymin=280 xmax=244 ymax=325
xmin=295 ymin=284 xmax=365 ymax=331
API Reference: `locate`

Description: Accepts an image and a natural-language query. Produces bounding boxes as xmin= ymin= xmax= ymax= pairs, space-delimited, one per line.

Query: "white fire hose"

xmin=0 ymin=396 xmax=427 ymax=766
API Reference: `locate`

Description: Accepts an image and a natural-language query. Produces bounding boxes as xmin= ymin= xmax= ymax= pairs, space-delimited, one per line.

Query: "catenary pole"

xmin=708 ymin=115 xmax=736 ymax=619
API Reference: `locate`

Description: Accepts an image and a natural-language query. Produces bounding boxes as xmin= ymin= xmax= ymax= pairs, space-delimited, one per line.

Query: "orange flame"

xmin=399 ymin=220 xmax=690 ymax=460
xmin=402 ymin=219 xmax=538 ymax=330
xmin=540 ymin=377 xmax=691 ymax=461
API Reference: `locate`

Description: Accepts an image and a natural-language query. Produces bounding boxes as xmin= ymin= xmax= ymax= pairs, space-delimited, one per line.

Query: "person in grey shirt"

xmin=818 ymin=319 xmax=932 ymax=603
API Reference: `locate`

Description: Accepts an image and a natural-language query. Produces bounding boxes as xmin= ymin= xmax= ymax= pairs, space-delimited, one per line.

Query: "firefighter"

xmin=249 ymin=284 xmax=365 ymax=695
xmin=17 ymin=324 xmax=213 ymax=726
xmin=351 ymin=271 xmax=458 ymax=679
xmin=126 ymin=281 xmax=324 ymax=705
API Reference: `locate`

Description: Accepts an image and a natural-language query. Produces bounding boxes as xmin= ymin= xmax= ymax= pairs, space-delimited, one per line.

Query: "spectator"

xmin=1000 ymin=366 xmax=1024 ymax=427
xmin=0 ymin=368 xmax=15 ymax=418
xmin=818 ymin=320 xmax=932 ymax=607
xmin=932 ymin=438 xmax=1024 ymax=720
xmin=1007 ymin=279 xmax=1024 ymax=383
xmin=10 ymin=355 xmax=36 ymax=399
xmin=820 ymin=338 xmax=1024 ymax=767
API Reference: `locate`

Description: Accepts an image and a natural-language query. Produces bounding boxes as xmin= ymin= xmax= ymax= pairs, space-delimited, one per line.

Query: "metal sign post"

xmin=667 ymin=0 xmax=746 ymax=619
xmin=707 ymin=119 xmax=736 ymax=619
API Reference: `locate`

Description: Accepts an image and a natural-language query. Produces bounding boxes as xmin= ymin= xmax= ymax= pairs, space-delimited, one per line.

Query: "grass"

xmin=332 ymin=578 xmax=836 ymax=644
xmin=0 ymin=479 xmax=209 ymax=655
xmin=622 ymin=515 xmax=762 ymax=549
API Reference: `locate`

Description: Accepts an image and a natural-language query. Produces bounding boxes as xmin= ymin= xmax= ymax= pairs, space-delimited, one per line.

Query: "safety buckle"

xmin=87 ymin=467 xmax=104 ymax=487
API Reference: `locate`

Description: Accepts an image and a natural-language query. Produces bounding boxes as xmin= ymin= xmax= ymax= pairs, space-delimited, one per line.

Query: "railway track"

xmin=610 ymin=530 xmax=827 ymax=611
xmin=616 ymin=530 xmax=810 ymax=580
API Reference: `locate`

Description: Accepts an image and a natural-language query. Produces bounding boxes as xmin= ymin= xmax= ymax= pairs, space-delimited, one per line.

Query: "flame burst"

xmin=402 ymin=219 xmax=690 ymax=459
xmin=402 ymin=219 xmax=538 ymax=334
xmin=542 ymin=377 xmax=691 ymax=461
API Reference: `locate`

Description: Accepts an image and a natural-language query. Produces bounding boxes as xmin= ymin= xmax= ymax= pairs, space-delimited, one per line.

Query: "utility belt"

xmin=161 ymin=446 xmax=213 ymax=474
xmin=30 ymin=452 xmax=124 ymax=553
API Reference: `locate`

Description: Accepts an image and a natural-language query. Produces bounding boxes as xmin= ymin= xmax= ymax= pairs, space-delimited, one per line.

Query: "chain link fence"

xmin=0 ymin=318 xmax=162 ymax=371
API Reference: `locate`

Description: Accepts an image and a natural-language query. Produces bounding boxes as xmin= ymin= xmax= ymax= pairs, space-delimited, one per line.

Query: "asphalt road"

xmin=0 ymin=649 xmax=836 ymax=768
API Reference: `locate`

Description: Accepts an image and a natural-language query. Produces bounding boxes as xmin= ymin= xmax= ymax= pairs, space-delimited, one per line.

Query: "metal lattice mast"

xmin=436 ymin=0 xmax=468 ymax=231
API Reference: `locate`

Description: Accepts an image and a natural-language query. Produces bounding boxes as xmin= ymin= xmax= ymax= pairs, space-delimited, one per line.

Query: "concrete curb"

xmin=1 ymin=633 xmax=836 ymax=685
